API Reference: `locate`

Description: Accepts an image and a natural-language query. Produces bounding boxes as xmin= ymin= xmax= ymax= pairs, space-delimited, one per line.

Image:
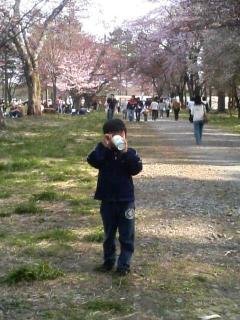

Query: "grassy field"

xmin=207 ymin=113 xmax=240 ymax=133
xmin=0 ymin=113 xmax=110 ymax=319
xmin=180 ymin=110 xmax=240 ymax=133
xmin=0 ymin=113 xmax=239 ymax=320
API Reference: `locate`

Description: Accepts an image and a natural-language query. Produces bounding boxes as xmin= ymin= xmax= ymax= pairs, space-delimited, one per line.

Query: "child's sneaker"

xmin=116 ymin=267 xmax=130 ymax=276
xmin=95 ymin=263 xmax=114 ymax=272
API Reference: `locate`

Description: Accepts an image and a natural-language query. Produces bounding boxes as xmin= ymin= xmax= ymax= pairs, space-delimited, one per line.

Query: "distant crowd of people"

xmin=105 ymin=93 xmax=210 ymax=146
xmin=1 ymin=93 xmax=211 ymax=145
xmin=0 ymin=98 xmax=25 ymax=118
xmin=105 ymin=94 xmax=183 ymax=122
xmin=0 ymin=95 xmax=97 ymax=118
xmin=50 ymin=96 xmax=92 ymax=115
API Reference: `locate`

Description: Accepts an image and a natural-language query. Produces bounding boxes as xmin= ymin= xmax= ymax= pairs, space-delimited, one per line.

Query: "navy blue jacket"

xmin=87 ymin=143 xmax=142 ymax=202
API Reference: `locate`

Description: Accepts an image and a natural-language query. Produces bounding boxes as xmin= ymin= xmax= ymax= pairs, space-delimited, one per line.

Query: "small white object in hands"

xmin=112 ymin=135 xmax=126 ymax=151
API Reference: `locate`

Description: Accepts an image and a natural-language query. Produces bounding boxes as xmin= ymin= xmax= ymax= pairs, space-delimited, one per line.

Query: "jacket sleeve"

xmin=122 ymin=148 xmax=143 ymax=176
xmin=87 ymin=143 xmax=109 ymax=169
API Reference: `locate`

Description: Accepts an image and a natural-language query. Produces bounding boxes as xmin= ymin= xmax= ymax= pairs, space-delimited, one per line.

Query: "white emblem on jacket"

xmin=125 ymin=208 xmax=135 ymax=219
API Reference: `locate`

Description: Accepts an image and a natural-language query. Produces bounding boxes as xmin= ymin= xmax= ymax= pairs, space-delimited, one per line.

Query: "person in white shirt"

xmin=150 ymin=97 xmax=159 ymax=121
xmin=187 ymin=97 xmax=195 ymax=113
xmin=191 ymin=95 xmax=207 ymax=145
xmin=159 ymin=98 xmax=166 ymax=118
xmin=165 ymin=99 xmax=170 ymax=118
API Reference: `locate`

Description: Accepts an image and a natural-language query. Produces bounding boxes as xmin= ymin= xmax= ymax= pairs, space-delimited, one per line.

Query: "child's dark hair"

xmin=103 ymin=119 xmax=127 ymax=135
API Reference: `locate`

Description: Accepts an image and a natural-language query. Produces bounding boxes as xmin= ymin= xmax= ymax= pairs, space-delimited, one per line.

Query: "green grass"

xmin=33 ymin=190 xmax=59 ymax=201
xmin=84 ymin=299 xmax=132 ymax=313
xmin=82 ymin=226 xmax=104 ymax=243
xmin=0 ymin=113 xmax=103 ymax=221
xmin=6 ymin=229 xmax=78 ymax=247
xmin=0 ymin=231 xmax=8 ymax=238
xmin=8 ymin=233 xmax=37 ymax=247
xmin=21 ymin=243 xmax=73 ymax=258
xmin=0 ymin=159 xmax=42 ymax=172
xmin=0 ymin=191 xmax=11 ymax=198
xmin=40 ymin=299 xmax=133 ymax=320
xmin=0 ymin=212 xmax=11 ymax=217
xmin=35 ymin=228 xmax=78 ymax=242
xmin=3 ymin=262 xmax=64 ymax=284
xmin=208 ymin=113 xmax=240 ymax=133
xmin=181 ymin=110 xmax=240 ymax=133
xmin=69 ymin=197 xmax=99 ymax=215
xmin=14 ymin=201 xmax=43 ymax=215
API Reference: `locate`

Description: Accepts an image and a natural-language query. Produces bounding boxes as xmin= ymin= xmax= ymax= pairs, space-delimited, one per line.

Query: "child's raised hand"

xmin=122 ymin=139 xmax=128 ymax=153
xmin=103 ymin=133 xmax=113 ymax=148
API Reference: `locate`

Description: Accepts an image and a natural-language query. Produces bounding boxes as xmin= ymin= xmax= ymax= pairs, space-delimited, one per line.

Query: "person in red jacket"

xmin=127 ymin=95 xmax=138 ymax=122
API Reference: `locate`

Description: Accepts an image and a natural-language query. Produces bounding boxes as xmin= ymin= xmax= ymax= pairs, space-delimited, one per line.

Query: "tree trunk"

xmin=0 ymin=110 xmax=6 ymax=129
xmin=45 ymin=88 xmax=49 ymax=107
xmin=235 ymin=95 xmax=240 ymax=119
xmin=82 ymin=93 xmax=92 ymax=108
xmin=209 ymin=87 xmax=212 ymax=109
xmin=202 ymin=86 xmax=207 ymax=98
xmin=187 ymin=74 xmax=194 ymax=98
xmin=12 ymin=0 xmax=71 ymax=116
xmin=52 ymin=75 xmax=57 ymax=108
xmin=178 ymin=90 xmax=184 ymax=107
xmin=218 ymin=91 xmax=225 ymax=112
xmin=233 ymin=85 xmax=240 ymax=119
xmin=24 ymin=66 xmax=42 ymax=115
xmin=228 ymin=95 xmax=233 ymax=117
xmin=194 ymin=84 xmax=201 ymax=97
xmin=4 ymin=49 xmax=8 ymax=110
xmin=184 ymin=89 xmax=187 ymax=107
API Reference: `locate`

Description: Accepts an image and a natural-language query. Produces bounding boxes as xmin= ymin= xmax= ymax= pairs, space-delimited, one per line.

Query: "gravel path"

xmin=133 ymin=118 xmax=240 ymax=213
xmin=128 ymin=118 xmax=240 ymax=318
xmin=133 ymin=118 xmax=240 ymax=247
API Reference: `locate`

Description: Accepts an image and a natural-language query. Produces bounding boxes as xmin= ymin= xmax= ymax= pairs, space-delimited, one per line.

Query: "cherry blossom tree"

xmin=123 ymin=0 xmax=240 ymax=114
xmin=5 ymin=0 xmax=72 ymax=115
xmin=39 ymin=19 xmax=130 ymax=106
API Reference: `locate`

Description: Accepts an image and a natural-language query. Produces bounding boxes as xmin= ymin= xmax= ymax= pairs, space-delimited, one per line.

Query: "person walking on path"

xmin=135 ymin=97 xmax=143 ymax=122
xmin=127 ymin=95 xmax=137 ymax=122
xmin=165 ymin=99 xmax=170 ymax=118
xmin=202 ymin=96 xmax=210 ymax=113
xmin=141 ymin=103 xmax=149 ymax=122
xmin=187 ymin=97 xmax=195 ymax=114
xmin=120 ymin=99 xmax=128 ymax=120
xmin=191 ymin=95 xmax=207 ymax=145
xmin=106 ymin=94 xmax=118 ymax=120
xmin=150 ymin=97 xmax=159 ymax=121
xmin=159 ymin=98 xmax=166 ymax=118
xmin=187 ymin=97 xmax=195 ymax=123
xmin=87 ymin=119 xmax=143 ymax=276
xmin=172 ymin=98 xmax=181 ymax=120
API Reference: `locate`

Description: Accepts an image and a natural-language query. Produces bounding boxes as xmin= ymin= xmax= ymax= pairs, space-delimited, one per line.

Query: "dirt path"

xmin=129 ymin=118 xmax=240 ymax=319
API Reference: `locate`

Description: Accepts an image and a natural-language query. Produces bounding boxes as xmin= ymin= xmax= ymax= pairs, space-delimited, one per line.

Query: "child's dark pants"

xmin=100 ymin=201 xmax=135 ymax=270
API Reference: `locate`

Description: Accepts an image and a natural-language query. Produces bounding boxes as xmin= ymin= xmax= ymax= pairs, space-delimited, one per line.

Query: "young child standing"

xmin=87 ymin=119 xmax=142 ymax=276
